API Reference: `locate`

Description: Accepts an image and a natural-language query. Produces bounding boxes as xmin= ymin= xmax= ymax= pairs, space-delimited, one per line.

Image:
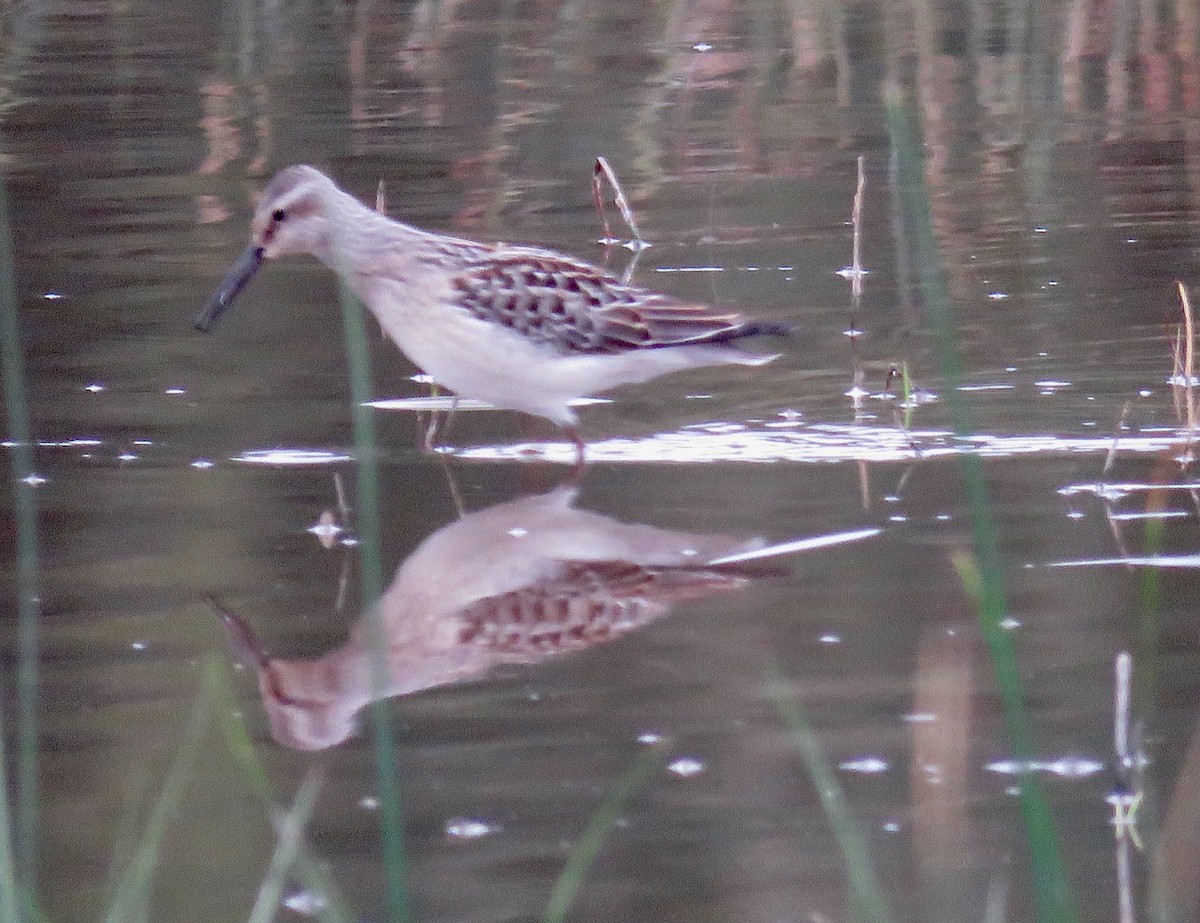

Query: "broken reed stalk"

xmin=1103 ymin=400 xmax=1131 ymax=477
xmin=847 ymin=156 xmax=866 ymax=416
xmin=1113 ymin=651 xmax=1132 ymax=774
xmin=591 ymin=161 xmax=612 ymax=243
xmin=1100 ymin=401 xmax=1135 ymax=563
xmin=1170 ymin=324 xmax=1185 ymax=425
xmin=851 ymin=154 xmax=866 ymax=305
xmin=333 ymin=471 xmax=351 ymax=527
xmin=1178 ymin=282 xmax=1197 ymax=437
xmin=592 ymin=156 xmax=643 ymax=243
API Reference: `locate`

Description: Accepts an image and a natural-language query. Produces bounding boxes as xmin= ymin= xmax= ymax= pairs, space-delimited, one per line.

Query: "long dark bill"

xmin=194 ymin=244 xmax=264 ymax=332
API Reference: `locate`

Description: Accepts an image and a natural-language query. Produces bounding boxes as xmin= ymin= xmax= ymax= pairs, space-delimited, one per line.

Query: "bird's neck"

xmin=319 ymin=191 xmax=417 ymax=271
xmin=320 ymin=187 xmax=485 ymax=285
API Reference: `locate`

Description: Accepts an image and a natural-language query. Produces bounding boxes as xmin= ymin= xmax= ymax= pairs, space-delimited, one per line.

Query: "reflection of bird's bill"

xmin=205 ymin=595 xmax=272 ymax=671
xmin=195 ymin=244 xmax=264 ymax=331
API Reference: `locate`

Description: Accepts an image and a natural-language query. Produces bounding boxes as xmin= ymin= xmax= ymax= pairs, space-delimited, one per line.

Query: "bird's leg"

xmin=422 ymin=412 xmax=439 ymax=453
xmin=436 ymin=450 xmax=468 ymax=519
xmin=441 ymin=396 xmax=460 ymax=447
xmin=565 ymin=426 xmax=587 ymax=479
xmin=422 ymin=397 xmax=460 ymax=454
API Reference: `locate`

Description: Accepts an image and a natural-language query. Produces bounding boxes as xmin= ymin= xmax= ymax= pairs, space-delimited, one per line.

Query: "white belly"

xmin=359 ymin=276 xmax=774 ymax=426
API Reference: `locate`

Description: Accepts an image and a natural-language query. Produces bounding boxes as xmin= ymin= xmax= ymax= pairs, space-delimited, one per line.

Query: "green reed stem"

xmin=0 ymin=709 xmax=18 ymax=923
xmin=212 ymin=661 xmax=355 ymax=923
xmin=1135 ymin=514 xmax=1163 ymax=713
xmin=764 ymin=662 xmax=894 ymax=923
xmin=104 ymin=754 xmax=152 ymax=903
xmin=246 ymin=768 xmax=326 ymax=923
xmin=0 ymin=161 xmax=39 ymax=919
xmin=900 ymin=359 xmax=914 ymax=430
xmin=337 ymin=281 xmax=410 ymax=923
xmin=104 ymin=663 xmax=218 ymax=923
xmin=886 ymin=88 xmax=1078 ymax=923
xmin=1137 ymin=500 xmax=1166 ymax=923
xmin=542 ymin=742 xmax=667 ymax=923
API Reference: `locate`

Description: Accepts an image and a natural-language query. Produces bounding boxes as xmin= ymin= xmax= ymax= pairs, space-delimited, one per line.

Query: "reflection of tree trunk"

xmin=787 ymin=0 xmax=833 ymax=71
xmin=909 ymin=0 xmax=986 ymax=307
xmin=911 ymin=625 xmax=979 ymax=923
xmin=1063 ymin=0 xmax=1090 ymax=108
xmin=1152 ymin=716 xmax=1200 ymax=922
xmin=1179 ymin=0 xmax=1200 ymax=109
xmin=349 ymin=0 xmax=373 ymax=125
xmin=0 ymin=2 xmax=46 ymax=122
xmin=1108 ymin=0 xmax=1134 ymax=126
xmin=714 ymin=641 xmax=844 ymax=923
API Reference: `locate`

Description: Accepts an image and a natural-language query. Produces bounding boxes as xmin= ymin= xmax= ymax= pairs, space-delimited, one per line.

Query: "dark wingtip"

xmin=696 ymin=320 xmax=795 ymax=345
xmin=739 ymin=321 xmax=796 ymax=339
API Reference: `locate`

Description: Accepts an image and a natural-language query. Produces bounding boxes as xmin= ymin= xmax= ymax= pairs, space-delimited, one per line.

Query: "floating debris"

xmin=445 ymin=817 xmax=500 ymax=840
xmin=839 ymin=756 xmax=889 ymax=774
xmin=667 ymin=757 xmax=705 ymax=778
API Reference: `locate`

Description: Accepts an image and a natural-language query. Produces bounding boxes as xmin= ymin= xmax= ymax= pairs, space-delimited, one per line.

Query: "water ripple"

xmin=232 ymin=449 xmax=354 ymax=466
xmin=458 ymin=424 xmax=1192 ymax=465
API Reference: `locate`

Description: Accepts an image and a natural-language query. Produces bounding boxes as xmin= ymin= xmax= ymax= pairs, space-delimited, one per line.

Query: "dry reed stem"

xmin=1113 ymin=651 xmax=1132 ymax=770
xmin=591 ymin=164 xmax=612 ymax=243
xmin=335 ymin=555 xmax=350 ymax=613
xmin=593 ymin=156 xmax=642 ymax=242
xmin=1178 ymin=281 xmax=1196 ymax=436
xmin=1180 ymin=286 xmax=1196 ymax=382
xmin=334 ymin=471 xmax=350 ymax=525
xmin=851 ymin=154 xmax=866 ymax=303
xmin=1101 ymin=401 xmax=1133 ymax=563
xmin=847 ymin=156 xmax=866 ymax=422
xmin=1103 ymin=502 xmax=1133 ymax=565
xmin=1103 ymin=400 xmax=1131 ymax=476
xmin=1171 ymin=325 xmax=1185 ymax=422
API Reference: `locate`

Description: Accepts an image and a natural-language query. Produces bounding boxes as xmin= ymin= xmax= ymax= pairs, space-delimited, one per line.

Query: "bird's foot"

xmin=565 ymin=427 xmax=588 ymax=481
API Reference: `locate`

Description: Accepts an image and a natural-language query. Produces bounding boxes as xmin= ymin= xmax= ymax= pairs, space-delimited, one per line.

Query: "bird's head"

xmin=194 ymin=164 xmax=336 ymax=331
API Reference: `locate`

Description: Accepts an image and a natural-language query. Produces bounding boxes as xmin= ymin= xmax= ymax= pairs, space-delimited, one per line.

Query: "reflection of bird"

xmin=213 ymin=487 xmax=778 ymax=751
xmin=195 ymin=165 xmax=791 ymax=457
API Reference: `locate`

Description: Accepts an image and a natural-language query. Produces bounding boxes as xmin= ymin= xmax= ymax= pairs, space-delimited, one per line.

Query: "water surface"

xmin=3 ymin=1 xmax=1200 ymax=922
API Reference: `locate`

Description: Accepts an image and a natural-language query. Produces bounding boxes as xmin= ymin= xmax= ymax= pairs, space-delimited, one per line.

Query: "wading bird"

xmin=196 ymin=165 xmax=791 ymax=460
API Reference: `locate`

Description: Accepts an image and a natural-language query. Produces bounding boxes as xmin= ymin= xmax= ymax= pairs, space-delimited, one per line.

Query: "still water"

xmin=3 ymin=1 xmax=1200 ymax=921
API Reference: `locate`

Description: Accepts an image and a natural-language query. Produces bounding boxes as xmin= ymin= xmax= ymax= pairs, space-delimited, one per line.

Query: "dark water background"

xmin=2 ymin=1 xmax=1200 ymax=921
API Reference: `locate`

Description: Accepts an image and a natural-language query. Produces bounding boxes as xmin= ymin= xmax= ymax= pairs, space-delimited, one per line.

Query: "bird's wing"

xmin=454 ymin=560 xmax=750 ymax=658
xmin=447 ymin=250 xmax=755 ymax=355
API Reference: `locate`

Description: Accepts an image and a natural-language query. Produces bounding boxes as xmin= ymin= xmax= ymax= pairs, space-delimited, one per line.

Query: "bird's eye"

xmin=271 ymin=208 xmax=287 ymax=223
